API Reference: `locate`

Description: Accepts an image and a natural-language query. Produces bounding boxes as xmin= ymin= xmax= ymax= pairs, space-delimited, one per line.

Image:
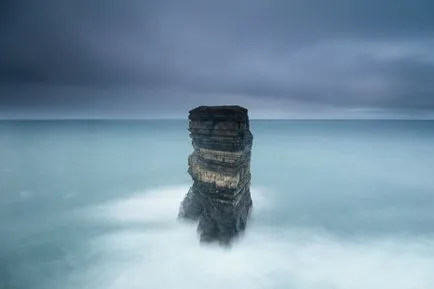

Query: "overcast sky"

xmin=1 ymin=0 xmax=434 ymax=119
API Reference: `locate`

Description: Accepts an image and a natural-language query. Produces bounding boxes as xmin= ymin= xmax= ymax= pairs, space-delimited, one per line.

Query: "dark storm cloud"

xmin=1 ymin=0 xmax=434 ymax=117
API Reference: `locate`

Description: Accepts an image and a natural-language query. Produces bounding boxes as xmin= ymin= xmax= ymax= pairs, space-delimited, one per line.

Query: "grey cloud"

xmin=1 ymin=0 xmax=434 ymax=117
xmin=155 ymin=39 xmax=434 ymax=110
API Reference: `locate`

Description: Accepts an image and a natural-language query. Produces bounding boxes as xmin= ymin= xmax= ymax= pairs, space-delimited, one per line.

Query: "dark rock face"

xmin=178 ymin=105 xmax=253 ymax=245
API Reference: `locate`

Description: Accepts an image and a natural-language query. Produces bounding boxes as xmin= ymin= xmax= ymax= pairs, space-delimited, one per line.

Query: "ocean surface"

xmin=1 ymin=120 xmax=434 ymax=289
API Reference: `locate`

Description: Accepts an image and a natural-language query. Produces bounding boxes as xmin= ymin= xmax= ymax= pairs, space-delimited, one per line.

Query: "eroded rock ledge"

xmin=178 ymin=105 xmax=253 ymax=245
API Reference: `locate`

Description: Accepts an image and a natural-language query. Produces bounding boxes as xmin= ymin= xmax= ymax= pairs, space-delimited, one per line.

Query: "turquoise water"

xmin=1 ymin=120 xmax=434 ymax=289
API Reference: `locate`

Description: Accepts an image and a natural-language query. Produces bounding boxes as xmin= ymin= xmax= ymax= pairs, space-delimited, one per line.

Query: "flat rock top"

xmin=189 ymin=106 xmax=249 ymax=121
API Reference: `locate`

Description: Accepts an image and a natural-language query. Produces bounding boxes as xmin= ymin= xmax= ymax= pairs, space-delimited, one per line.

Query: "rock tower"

xmin=178 ymin=105 xmax=253 ymax=245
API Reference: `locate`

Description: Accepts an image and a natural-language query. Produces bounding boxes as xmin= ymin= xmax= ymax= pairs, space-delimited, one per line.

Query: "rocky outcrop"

xmin=178 ymin=105 xmax=253 ymax=245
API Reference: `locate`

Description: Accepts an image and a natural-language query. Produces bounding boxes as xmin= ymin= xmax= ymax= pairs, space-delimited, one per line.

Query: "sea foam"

xmin=72 ymin=185 xmax=434 ymax=289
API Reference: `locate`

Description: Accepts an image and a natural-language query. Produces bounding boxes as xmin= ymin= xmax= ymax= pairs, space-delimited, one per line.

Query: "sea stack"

xmin=178 ymin=105 xmax=254 ymax=245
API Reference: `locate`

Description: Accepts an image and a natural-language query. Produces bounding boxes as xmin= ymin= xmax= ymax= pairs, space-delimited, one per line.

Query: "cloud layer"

xmin=1 ymin=0 xmax=434 ymax=118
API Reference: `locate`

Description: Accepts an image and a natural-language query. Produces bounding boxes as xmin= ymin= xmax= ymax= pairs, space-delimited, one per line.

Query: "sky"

xmin=1 ymin=0 xmax=434 ymax=119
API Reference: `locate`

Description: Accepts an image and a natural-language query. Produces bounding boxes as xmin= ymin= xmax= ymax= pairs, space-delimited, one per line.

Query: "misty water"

xmin=1 ymin=120 xmax=434 ymax=289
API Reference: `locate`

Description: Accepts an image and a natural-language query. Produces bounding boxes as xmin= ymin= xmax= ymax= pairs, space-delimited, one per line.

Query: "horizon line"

xmin=1 ymin=117 xmax=434 ymax=121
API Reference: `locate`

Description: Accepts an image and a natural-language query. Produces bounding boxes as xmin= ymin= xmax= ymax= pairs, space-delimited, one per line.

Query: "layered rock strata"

xmin=178 ymin=105 xmax=253 ymax=245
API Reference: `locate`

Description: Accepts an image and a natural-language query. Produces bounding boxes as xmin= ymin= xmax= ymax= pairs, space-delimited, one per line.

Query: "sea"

xmin=1 ymin=120 xmax=434 ymax=289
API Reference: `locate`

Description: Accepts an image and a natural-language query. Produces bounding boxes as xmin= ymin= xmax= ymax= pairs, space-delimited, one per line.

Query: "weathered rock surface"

xmin=178 ymin=105 xmax=253 ymax=245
